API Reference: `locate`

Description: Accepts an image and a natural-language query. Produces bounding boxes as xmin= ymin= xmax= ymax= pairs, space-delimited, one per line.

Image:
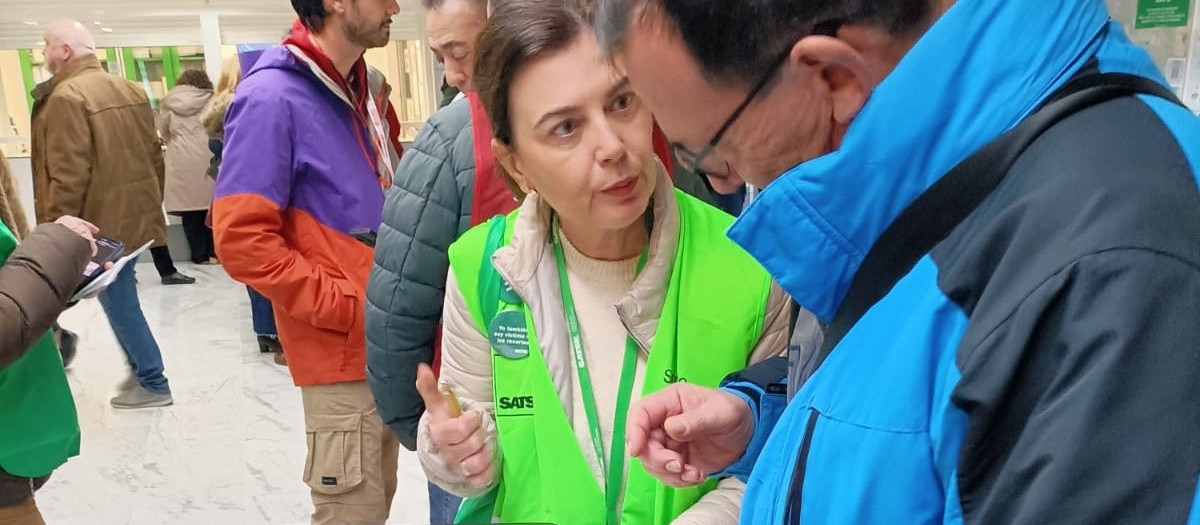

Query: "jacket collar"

xmin=35 ymin=55 xmax=102 ymax=103
xmin=492 ymin=160 xmax=678 ymax=351
xmin=728 ymin=0 xmax=1140 ymax=323
xmin=282 ymin=20 xmax=368 ymax=109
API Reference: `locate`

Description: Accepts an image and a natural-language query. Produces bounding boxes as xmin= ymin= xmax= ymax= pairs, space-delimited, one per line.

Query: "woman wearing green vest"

xmin=411 ymin=0 xmax=793 ymax=523
xmin=0 ymin=215 xmax=99 ymax=525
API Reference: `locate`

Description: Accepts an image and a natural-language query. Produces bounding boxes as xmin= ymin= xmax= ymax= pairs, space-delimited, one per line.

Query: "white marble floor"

xmin=38 ymin=262 xmax=432 ymax=525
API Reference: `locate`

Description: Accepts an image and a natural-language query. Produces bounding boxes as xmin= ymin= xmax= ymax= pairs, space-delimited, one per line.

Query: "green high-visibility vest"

xmin=0 ymin=222 xmax=81 ymax=477
xmin=447 ymin=190 xmax=771 ymax=525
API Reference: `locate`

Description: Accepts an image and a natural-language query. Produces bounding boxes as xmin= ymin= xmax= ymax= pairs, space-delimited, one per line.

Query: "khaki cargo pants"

xmin=0 ymin=497 xmax=45 ymax=525
xmin=301 ymin=381 xmax=400 ymax=525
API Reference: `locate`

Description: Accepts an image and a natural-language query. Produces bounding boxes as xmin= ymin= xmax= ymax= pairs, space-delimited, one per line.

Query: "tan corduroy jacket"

xmin=31 ymin=55 xmax=166 ymax=248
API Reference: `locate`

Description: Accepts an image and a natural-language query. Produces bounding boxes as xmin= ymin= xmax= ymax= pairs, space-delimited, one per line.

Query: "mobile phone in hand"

xmin=79 ymin=236 xmax=124 ymax=286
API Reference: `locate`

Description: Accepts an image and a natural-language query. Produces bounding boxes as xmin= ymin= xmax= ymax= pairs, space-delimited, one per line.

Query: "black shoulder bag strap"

xmin=815 ymin=72 xmax=1182 ymax=362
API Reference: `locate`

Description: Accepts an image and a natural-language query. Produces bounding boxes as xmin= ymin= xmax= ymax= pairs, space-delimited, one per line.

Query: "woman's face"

xmin=496 ymin=32 xmax=656 ymax=232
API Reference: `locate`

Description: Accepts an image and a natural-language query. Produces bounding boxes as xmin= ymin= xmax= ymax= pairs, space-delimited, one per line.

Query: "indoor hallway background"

xmin=37 ymin=262 xmax=431 ymax=525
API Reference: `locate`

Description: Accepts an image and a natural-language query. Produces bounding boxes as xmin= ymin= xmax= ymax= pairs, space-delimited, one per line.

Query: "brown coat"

xmin=31 ymin=55 xmax=167 ymax=248
xmin=0 ymin=151 xmax=29 ymax=240
xmin=0 ymin=223 xmax=89 ymax=371
xmin=0 ymin=222 xmax=89 ymax=505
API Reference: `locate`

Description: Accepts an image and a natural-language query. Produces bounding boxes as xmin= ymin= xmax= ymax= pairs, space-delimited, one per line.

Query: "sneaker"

xmin=110 ymin=385 xmax=173 ymax=409
xmin=161 ymin=272 xmax=196 ymax=285
xmin=117 ymin=375 xmax=139 ymax=393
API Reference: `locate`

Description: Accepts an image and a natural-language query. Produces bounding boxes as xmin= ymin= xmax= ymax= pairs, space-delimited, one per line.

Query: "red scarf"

xmin=282 ymin=20 xmax=404 ymax=184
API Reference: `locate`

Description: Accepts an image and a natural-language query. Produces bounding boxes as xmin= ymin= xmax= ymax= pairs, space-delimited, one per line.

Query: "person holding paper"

xmin=0 ymin=215 xmax=98 ymax=525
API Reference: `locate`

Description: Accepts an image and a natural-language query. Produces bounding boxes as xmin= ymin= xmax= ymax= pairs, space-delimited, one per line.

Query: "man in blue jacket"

xmin=600 ymin=0 xmax=1200 ymax=523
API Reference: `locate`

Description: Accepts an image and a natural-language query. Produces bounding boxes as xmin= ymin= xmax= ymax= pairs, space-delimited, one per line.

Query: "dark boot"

xmin=257 ymin=335 xmax=281 ymax=353
xmin=56 ymin=327 xmax=78 ymax=368
xmin=257 ymin=335 xmax=287 ymax=367
xmin=161 ymin=272 xmax=196 ymax=285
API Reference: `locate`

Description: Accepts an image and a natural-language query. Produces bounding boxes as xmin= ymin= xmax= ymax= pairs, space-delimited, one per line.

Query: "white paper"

xmin=71 ymin=240 xmax=153 ymax=302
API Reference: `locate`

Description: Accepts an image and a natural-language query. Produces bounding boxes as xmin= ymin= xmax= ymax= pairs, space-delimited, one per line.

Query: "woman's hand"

xmin=416 ymin=363 xmax=495 ymax=488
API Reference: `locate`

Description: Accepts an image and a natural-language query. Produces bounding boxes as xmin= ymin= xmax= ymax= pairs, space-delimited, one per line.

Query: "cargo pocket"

xmin=303 ymin=413 xmax=365 ymax=496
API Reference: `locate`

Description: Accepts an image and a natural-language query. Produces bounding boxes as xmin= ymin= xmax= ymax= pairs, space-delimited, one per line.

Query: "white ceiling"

xmin=0 ymin=0 xmax=426 ymax=50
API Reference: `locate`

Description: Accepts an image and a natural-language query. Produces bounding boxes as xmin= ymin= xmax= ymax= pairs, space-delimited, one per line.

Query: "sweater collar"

xmin=492 ymin=160 xmax=679 ymax=350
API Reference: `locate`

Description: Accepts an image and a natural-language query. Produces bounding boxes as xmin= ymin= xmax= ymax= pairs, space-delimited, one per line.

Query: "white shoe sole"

xmin=110 ymin=397 xmax=174 ymax=409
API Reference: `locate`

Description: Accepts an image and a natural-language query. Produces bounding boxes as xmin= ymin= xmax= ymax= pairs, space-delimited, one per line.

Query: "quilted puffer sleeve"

xmin=366 ymin=99 xmax=475 ymax=450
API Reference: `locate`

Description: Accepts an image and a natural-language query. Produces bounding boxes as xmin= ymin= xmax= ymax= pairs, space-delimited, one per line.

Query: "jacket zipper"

xmin=616 ymin=307 xmax=650 ymax=355
xmin=783 ymin=409 xmax=821 ymax=525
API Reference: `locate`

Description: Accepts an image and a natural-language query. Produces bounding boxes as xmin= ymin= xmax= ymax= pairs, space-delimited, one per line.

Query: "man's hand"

xmin=416 ymin=363 xmax=494 ymax=487
xmin=54 ymin=215 xmax=99 ymax=255
xmin=626 ymin=383 xmax=755 ymax=487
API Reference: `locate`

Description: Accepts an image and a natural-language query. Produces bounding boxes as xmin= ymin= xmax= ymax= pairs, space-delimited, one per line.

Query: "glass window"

xmin=1 ymin=38 xmax=442 ymax=155
xmin=364 ymin=40 xmax=438 ymax=142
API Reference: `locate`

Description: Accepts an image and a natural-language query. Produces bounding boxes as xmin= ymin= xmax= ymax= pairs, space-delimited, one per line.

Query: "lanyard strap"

xmin=364 ymin=89 xmax=395 ymax=184
xmin=551 ymin=217 xmax=645 ymax=525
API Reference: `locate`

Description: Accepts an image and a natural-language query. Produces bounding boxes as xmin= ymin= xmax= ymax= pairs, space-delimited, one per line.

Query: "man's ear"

xmin=325 ymin=0 xmax=343 ymax=15
xmin=491 ymin=138 xmax=533 ymax=193
xmin=788 ymin=34 xmax=875 ymax=125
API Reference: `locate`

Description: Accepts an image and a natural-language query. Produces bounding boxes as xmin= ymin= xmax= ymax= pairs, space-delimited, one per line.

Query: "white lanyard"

xmin=364 ymin=90 xmax=395 ymax=180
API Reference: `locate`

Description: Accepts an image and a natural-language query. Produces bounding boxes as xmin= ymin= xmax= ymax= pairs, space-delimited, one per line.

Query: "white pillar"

xmin=200 ymin=11 xmax=223 ymax=84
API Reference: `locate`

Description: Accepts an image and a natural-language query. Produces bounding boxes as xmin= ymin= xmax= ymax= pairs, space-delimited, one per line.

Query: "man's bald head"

xmin=44 ymin=20 xmax=96 ymax=75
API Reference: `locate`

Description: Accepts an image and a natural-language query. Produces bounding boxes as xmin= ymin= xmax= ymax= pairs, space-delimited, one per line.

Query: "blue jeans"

xmin=247 ymin=286 xmax=276 ymax=336
xmin=97 ymin=257 xmax=170 ymax=395
xmin=428 ymin=481 xmax=462 ymax=524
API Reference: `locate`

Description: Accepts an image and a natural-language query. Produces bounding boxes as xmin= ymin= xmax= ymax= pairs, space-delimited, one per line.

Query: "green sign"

xmin=1136 ymin=0 xmax=1191 ymax=29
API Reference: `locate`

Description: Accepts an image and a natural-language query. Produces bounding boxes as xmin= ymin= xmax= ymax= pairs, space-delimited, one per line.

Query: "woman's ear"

xmin=491 ymin=138 xmax=534 ymax=194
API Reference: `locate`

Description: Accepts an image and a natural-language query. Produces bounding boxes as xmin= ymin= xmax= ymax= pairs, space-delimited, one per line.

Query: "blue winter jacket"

xmin=721 ymin=0 xmax=1200 ymax=523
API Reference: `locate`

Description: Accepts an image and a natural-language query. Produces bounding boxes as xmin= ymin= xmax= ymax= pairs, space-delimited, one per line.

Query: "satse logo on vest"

xmin=498 ymin=396 xmax=534 ymax=410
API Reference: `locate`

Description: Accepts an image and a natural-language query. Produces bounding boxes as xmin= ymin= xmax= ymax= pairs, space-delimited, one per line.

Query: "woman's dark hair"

xmin=176 ymin=69 xmax=214 ymax=90
xmin=474 ymin=0 xmax=594 ymax=147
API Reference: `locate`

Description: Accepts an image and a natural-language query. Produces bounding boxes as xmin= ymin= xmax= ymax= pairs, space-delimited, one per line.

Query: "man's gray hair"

xmin=595 ymin=0 xmax=645 ymax=56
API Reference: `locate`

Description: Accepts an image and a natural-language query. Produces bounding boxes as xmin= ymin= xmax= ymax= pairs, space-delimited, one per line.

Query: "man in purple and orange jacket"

xmin=212 ymin=0 xmax=404 ymax=522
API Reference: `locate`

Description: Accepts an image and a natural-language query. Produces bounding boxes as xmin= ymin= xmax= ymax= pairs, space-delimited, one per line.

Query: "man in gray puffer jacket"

xmin=366 ymin=90 xmax=481 ymax=450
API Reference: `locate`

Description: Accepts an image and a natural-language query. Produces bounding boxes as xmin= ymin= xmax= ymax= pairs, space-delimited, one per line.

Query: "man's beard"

xmin=345 ymin=19 xmax=391 ymax=49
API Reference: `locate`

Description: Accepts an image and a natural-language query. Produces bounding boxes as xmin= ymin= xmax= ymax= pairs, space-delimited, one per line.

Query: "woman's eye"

xmin=611 ymin=93 xmax=636 ymax=112
xmin=552 ymin=120 xmax=577 ymax=138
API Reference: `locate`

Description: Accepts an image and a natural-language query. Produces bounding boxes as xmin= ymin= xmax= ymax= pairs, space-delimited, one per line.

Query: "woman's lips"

xmin=601 ymin=178 xmax=637 ymax=198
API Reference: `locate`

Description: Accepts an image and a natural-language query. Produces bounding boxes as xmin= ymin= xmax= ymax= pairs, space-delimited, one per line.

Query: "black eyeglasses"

xmin=671 ymin=20 xmax=843 ymax=172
